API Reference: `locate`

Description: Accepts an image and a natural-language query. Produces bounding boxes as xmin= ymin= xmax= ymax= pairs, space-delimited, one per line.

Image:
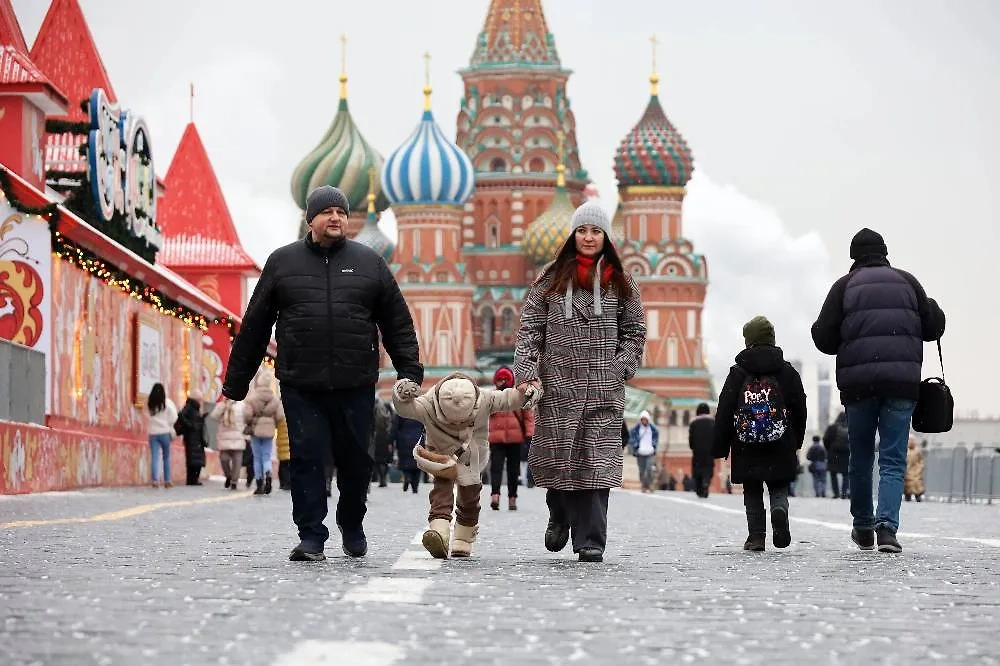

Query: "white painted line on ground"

xmin=275 ymin=640 xmax=405 ymax=665
xmin=391 ymin=549 xmax=442 ymax=571
xmin=411 ymin=529 xmax=424 ymax=545
xmin=342 ymin=577 xmax=432 ymax=604
xmin=623 ymin=489 xmax=1000 ymax=548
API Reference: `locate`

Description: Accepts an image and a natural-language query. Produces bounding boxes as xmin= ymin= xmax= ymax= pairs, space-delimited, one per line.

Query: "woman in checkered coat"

xmin=514 ymin=200 xmax=646 ymax=563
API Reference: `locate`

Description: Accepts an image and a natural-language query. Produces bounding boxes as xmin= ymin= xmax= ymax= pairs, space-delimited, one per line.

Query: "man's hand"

xmin=393 ymin=379 xmax=421 ymax=402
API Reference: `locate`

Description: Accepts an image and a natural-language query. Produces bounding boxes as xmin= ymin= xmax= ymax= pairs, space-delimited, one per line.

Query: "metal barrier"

xmin=924 ymin=444 xmax=1000 ymax=504
xmin=0 ymin=338 xmax=45 ymax=425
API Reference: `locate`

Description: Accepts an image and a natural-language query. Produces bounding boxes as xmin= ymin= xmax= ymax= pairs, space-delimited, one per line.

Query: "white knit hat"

xmin=435 ymin=375 xmax=478 ymax=424
xmin=569 ymin=200 xmax=614 ymax=240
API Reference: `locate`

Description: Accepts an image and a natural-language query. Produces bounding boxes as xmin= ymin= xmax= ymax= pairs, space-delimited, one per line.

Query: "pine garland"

xmin=0 ymin=168 xmax=60 ymax=222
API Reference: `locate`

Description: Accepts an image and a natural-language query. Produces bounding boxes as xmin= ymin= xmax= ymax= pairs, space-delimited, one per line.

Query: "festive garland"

xmin=0 ymin=169 xmax=61 ymax=222
xmin=44 ymin=119 xmax=91 ymax=135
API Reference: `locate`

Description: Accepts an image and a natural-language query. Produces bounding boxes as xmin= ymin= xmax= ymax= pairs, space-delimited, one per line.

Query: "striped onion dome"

xmin=523 ymin=166 xmax=575 ymax=265
xmin=381 ymin=99 xmax=475 ymax=206
xmin=613 ymin=92 xmax=694 ymax=188
xmin=290 ymin=97 xmax=389 ymax=213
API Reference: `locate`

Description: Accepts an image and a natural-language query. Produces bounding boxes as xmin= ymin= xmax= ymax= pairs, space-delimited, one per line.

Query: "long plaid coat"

xmin=514 ymin=269 xmax=646 ymax=490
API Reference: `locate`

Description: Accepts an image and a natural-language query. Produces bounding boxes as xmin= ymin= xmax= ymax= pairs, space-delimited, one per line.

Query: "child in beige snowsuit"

xmin=393 ymin=372 xmax=540 ymax=559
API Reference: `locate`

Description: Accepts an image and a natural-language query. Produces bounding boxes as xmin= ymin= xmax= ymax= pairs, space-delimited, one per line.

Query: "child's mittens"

xmin=393 ymin=379 xmax=421 ymax=402
xmin=522 ymin=384 xmax=543 ymax=410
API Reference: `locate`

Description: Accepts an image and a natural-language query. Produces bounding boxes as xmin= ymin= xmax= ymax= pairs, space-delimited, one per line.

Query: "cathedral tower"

xmin=380 ymin=55 xmax=477 ymax=389
xmin=456 ymin=0 xmax=586 ymax=361
xmin=614 ymin=38 xmax=712 ymax=406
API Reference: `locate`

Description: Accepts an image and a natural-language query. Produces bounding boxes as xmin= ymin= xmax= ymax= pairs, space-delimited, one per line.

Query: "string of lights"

xmin=1 ymin=169 xmax=238 ymax=339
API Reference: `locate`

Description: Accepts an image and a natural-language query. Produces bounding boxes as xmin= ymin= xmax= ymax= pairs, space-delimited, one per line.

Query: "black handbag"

xmin=912 ymin=339 xmax=954 ymax=433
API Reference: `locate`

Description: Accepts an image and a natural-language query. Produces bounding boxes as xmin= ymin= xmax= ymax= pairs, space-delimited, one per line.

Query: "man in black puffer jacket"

xmin=223 ymin=185 xmax=422 ymax=562
xmin=812 ymin=228 xmax=945 ymax=554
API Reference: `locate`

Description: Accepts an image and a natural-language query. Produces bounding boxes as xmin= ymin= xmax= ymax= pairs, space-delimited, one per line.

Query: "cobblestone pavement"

xmin=1 ymin=481 xmax=998 ymax=666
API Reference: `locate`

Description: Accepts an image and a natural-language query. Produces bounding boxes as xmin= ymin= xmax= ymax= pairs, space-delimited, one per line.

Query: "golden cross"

xmin=556 ymin=130 xmax=565 ymax=163
xmin=368 ymin=166 xmax=376 ymax=193
xmin=189 ymin=82 xmax=194 ymax=123
xmin=423 ymin=52 xmax=431 ymax=87
xmin=650 ymin=34 xmax=659 ymax=74
xmin=340 ymin=34 xmax=347 ymax=76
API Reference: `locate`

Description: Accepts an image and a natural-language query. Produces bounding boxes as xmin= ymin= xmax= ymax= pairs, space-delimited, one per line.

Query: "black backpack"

xmin=734 ymin=371 xmax=789 ymax=446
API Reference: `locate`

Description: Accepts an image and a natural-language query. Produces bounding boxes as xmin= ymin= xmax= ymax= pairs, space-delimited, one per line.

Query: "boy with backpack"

xmin=713 ymin=316 xmax=808 ymax=551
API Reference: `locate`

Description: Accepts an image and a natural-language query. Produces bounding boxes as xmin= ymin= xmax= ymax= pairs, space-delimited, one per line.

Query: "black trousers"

xmin=185 ymin=465 xmax=202 ymax=485
xmin=402 ymin=468 xmax=421 ymax=493
xmin=830 ymin=471 xmax=850 ymax=498
xmin=278 ymin=460 xmax=290 ymax=489
xmin=374 ymin=463 xmax=389 ymax=487
xmin=281 ymin=384 xmax=375 ymax=550
xmin=489 ymin=444 xmax=521 ymax=497
xmin=693 ymin=471 xmax=712 ymax=498
xmin=546 ymin=488 xmax=610 ymax=553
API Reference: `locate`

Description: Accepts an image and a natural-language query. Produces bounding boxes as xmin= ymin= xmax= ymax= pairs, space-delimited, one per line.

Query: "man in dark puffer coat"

xmin=223 ymin=185 xmax=423 ymax=563
xmin=812 ymin=228 xmax=945 ymax=554
xmin=688 ymin=403 xmax=715 ymax=498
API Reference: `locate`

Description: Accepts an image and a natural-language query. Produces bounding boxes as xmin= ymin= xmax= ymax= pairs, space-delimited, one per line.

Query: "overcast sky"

xmin=13 ymin=0 xmax=1000 ymax=416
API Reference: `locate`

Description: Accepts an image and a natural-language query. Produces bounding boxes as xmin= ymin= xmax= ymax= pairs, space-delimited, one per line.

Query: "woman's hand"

xmin=516 ymin=380 xmax=541 ymax=394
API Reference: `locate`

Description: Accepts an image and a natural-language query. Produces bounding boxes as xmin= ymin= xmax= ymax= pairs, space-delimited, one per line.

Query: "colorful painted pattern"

xmin=290 ymin=99 xmax=389 ymax=213
xmin=522 ymin=186 xmax=574 ymax=265
xmin=614 ymin=95 xmax=694 ymax=188
xmin=0 ymin=420 xmax=226 ymax=495
xmin=382 ymin=110 xmax=475 ymax=206
xmin=468 ymin=0 xmax=561 ymax=69
xmin=50 ymin=260 xmax=204 ymax=435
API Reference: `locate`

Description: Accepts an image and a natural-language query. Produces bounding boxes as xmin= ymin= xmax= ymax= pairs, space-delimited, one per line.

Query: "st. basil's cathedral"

xmin=289 ymin=0 xmax=713 ymax=432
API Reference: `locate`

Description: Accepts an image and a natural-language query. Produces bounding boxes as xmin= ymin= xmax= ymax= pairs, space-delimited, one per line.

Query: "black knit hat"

xmin=743 ymin=315 xmax=776 ymax=347
xmin=849 ymin=228 xmax=888 ymax=260
xmin=306 ymin=185 xmax=350 ymax=223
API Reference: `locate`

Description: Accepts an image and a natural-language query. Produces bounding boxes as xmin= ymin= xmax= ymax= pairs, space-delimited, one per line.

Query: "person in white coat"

xmin=146 ymin=383 xmax=178 ymax=488
xmin=208 ymin=398 xmax=248 ymax=490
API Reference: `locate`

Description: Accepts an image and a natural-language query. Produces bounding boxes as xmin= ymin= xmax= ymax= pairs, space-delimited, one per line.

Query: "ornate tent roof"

xmin=466 ymin=0 xmax=562 ymax=71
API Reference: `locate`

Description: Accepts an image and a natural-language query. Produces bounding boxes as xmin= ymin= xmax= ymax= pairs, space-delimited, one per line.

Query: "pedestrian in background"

xmin=688 ymin=403 xmax=715 ymax=498
xmin=275 ymin=384 xmax=291 ymax=491
xmin=146 ymin=383 xmax=178 ymax=489
xmin=713 ymin=316 xmax=807 ymax=552
xmin=812 ymin=228 xmax=945 ymax=552
xmin=209 ymin=398 xmax=247 ymax=491
xmin=823 ymin=412 xmax=851 ymax=499
xmin=514 ymin=200 xmax=646 ymax=563
xmin=806 ymin=435 xmax=828 ymax=497
xmin=629 ymin=410 xmax=659 ymax=493
xmin=488 ymin=366 xmax=534 ymax=511
xmin=394 ymin=412 xmax=423 ymax=494
xmin=372 ymin=396 xmax=395 ymax=488
xmin=174 ymin=388 xmax=207 ymax=486
xmin=904 ymin=437 xmax=925 ymax=502
xmin=245 ymin=370 xmax=284 ymax=496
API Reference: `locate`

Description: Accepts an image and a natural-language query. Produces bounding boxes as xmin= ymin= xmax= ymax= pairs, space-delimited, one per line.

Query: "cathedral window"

xmin=667 ymin=336 xmax=678 ymax=367
xmin=501 ymin=308 xmax=515 ymax=335
xmin=490 ymin=158 xmax=506 ymax=172
xmin=682 ymin=411 xmax=691 ymax=426
xmin=488 ymin=223 xmax=500 ymax=248
xmin=528 ymin=157 xmax=544 ymax=173
xmin=481 ymin=308 xmax=495 ymax=347
xmin=436 ymin=272 xmax=448 ymax=283
xmin=669 ymin=410 xmax=678 ymax=426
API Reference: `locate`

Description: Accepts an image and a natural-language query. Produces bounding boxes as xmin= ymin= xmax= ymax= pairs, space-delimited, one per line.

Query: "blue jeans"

xmin=846 ymin=397 xmax=916 ymax=533
xmin=251 ymin=436 xmax=274 ymax=480
xmin=811 ymin=471 xmax=827 ymax=497
xmin=149 ymin=433 xmax=172 ymax=483
xmin=636 ymin=454 xmax=655 ymax=490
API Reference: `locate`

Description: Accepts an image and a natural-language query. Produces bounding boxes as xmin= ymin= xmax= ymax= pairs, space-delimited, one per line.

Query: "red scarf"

xmin=575 ymin=254 xmax=614 ymax=288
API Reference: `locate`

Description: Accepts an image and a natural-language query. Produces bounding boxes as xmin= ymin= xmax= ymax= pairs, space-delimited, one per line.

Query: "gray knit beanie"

xmin=569 ymin=200 xmax=614 ymax=240
xmin=305 ymin=185 xmax=350 ymax=223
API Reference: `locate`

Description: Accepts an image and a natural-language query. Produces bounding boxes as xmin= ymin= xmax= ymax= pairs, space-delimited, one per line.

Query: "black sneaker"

xmin=544 ymin=521 xmax=569 ymax=552
xmin=743 ymin=535 xmax=766 ymax=551
xmin=264 ymin=474 xmax=273 ymax=494
xmin=289 ymin=543 xmax=326 ymax=562
xmin=771 ymin=507 xmax=791 ymax=549
xmin=851 ymin=528 xmax=875 ymax=551
xmin=578 ymin=548 xmax=603 ymax=563
xmin=338 ymin=524 xmax=368 ymax=558
xmin=876 ymin=526 xmax=902 ymax=553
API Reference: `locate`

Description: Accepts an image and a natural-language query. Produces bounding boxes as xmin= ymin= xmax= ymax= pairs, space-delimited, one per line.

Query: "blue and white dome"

xmin=382 ymin=108 xmax=475 ymax=206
